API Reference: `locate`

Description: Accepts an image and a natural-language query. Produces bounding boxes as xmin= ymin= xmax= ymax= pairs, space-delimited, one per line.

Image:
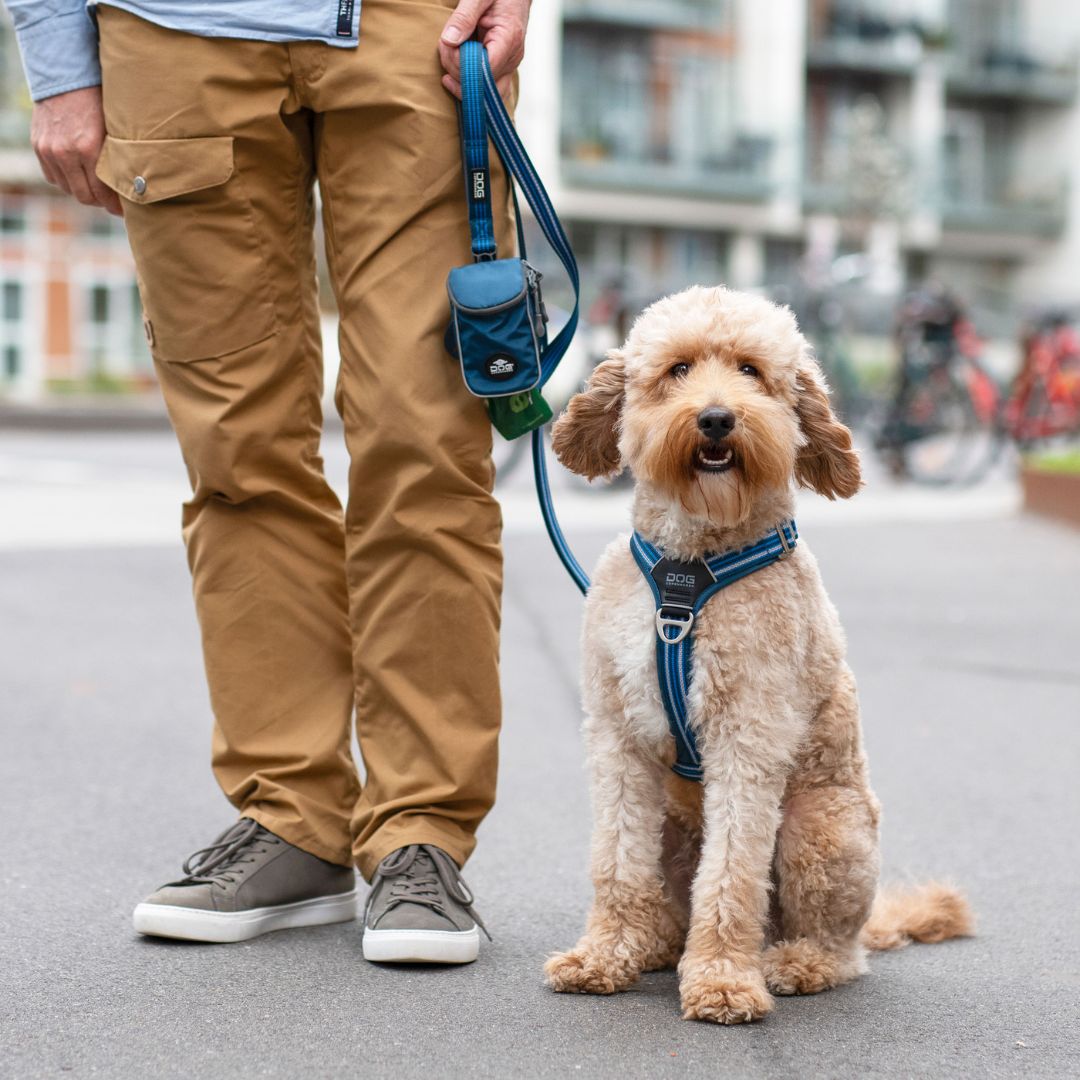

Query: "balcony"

xmin=941 ymin=187 xmax=1068 ymax=237
xmin=562 ymin=0 xmax=728 ymax=33
xmin=946 ymin=49 xmax=1079 ymax=106
xmin=806 ymin=3 xmax=946 ymax=77
xmin=561 ymin=136 xmax=774 ymax=202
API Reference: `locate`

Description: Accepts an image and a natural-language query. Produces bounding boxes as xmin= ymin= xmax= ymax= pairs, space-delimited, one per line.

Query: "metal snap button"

xmin=132 ymin=175 xmax=147 ymax=196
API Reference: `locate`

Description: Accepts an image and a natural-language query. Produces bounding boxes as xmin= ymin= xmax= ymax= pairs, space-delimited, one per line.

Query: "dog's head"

xmin=552 ymin=285 xmax=861 ymax=524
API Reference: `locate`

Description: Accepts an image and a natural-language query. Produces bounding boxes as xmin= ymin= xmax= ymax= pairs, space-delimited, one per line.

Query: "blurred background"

xmin=1 ymin=0 xmax=1079 ymax=505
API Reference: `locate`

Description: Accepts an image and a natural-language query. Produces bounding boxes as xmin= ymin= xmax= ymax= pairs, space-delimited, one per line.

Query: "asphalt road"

xmin=2 ymin=432 xmax=1079 ymax=1079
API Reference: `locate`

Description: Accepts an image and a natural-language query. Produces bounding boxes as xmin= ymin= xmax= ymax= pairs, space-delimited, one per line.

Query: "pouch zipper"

xmin=524 ymin=261 xmax=549 ymax=339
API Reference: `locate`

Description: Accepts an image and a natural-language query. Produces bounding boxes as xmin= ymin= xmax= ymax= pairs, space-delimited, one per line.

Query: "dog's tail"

xmin=860 ymin=882 xmax=974 ymax=952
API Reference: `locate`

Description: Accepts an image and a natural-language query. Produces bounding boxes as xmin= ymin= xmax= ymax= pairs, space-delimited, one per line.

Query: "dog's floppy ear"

xmin=794 ymin=351 xmax=862 ymax=499
xmin=552 ymin=350 xmax=626 ymax=480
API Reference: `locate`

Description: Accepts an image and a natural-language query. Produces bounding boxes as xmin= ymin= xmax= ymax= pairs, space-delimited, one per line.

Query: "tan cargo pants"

xmin=94 ymin=2 xmax=513 ymax=878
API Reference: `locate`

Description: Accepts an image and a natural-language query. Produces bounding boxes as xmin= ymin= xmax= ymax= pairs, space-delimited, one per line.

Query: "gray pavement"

xmin=2 ymin=432 xmax=1079 ymax=1079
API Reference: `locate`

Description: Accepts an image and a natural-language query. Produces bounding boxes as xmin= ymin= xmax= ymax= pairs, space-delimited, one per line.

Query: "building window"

xmin=0 ymin=202 xmax=25 ymax=234
xmin=561 ymin=22 xmax=739 ymax=181
xmin=3 ymin=280 xmax=21 ymax=322
xmin=90 ymin=284 xmax=110 ymax=324
xmin=0 ymin=276 xmax=26 ymax=381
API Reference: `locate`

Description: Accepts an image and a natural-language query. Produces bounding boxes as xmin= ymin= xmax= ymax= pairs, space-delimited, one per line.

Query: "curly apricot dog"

xmin=545 ymin=286 xmax=971 ymax=1024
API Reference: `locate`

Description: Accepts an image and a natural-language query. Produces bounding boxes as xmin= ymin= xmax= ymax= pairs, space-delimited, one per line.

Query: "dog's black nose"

xmin=697 ymin=407 xmax=736 ymax=439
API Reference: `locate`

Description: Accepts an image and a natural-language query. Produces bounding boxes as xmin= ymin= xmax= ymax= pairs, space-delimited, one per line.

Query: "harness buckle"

xmin=775 ymin=526 xmax=793 ymax=560
xmin=656 ymin=607 xmax=694 ymax=644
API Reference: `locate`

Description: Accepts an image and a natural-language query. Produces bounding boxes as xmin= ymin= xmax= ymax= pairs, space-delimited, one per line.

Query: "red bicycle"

xmin=1003 ymin=311 xmax=1080 ymax=450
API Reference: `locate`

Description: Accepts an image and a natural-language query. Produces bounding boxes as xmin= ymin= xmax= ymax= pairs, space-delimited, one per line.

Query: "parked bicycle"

xmin=873 ymin=285 xmax=1003 ymax=486
xmin=1002 ymin=309 xmax=1080 ymax=450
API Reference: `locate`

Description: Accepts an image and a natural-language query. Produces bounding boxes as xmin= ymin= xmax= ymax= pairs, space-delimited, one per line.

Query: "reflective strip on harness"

xmin=629 ymin=521 xmax=799 ymax=782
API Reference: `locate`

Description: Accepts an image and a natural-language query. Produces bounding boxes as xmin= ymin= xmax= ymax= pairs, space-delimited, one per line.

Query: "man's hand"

xmin=31 ymin=86 xmax=122 ymax=217
xmin=439 ymin=0 xmax=531 ymax=100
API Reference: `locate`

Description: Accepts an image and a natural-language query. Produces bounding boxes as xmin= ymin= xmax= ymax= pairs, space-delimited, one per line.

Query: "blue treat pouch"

xmin=444 ymin=42 xmax=578 ymax=440
xmin=445 ymin=257 xmax=545 ymax=398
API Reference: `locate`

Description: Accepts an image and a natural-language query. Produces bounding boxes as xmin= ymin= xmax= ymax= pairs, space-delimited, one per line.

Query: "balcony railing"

xmin=561 ymin=136 xmax=774 ymax=202
xmin=806 ymin=3 xmax=946 ymax=76
xmin=946 ymin=50 xmax=1079 ymax=105
xmin=562 ymin=0 xmax=728 ymax=33
xmin=941 ymin=185 xmax=1069 ymax=237
xmin=804 ymin=172 xmax=1068 ymax=237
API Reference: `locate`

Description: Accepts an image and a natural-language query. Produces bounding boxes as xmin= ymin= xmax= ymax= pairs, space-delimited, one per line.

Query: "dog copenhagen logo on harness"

xmin=666 ymin=572 xmax=697 ymax=588
xmin=471 ymin=169 xmax=486 ymax=202
xmin=486 ymin=354 xmax=518 ymax=381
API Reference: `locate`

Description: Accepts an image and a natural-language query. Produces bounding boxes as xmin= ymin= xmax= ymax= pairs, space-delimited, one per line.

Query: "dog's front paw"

xmin=545 ymin=949 xmax=636 ymax=995
xmin=762 ymin=939 xmax=859 ymax=996
xmin=679 ymin=969 xmax=773 ymax=1024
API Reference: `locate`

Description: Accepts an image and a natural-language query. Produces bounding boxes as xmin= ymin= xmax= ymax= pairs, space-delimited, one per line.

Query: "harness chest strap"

xmin=629 ymin=522 xmax=799 ymax=781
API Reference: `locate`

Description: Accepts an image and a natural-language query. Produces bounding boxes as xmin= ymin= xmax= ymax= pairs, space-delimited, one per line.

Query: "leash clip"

xmin=656 ymin=607 xmax=694 ymax=644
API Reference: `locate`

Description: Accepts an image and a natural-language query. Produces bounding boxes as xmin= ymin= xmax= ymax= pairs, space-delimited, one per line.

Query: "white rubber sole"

xmin=362 ymin=925 xmax=480 ymax=964
xmin=133 ymin=889 xmax=359 ymax=943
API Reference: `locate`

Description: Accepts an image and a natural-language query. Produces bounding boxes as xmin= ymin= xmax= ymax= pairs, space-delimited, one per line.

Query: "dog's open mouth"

xmin=695 ymin=442 xmax=736 ymax=473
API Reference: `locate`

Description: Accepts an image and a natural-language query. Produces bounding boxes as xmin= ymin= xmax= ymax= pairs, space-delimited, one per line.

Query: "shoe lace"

xmin=179 ymin=818 xmax=282 ymax=889
xmin=365 ymin=844 xmax=491 ymax=941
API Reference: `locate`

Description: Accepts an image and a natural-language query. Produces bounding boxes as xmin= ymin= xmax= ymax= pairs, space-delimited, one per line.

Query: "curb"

xmin=0 ymin=398 xmax=171 ymax=433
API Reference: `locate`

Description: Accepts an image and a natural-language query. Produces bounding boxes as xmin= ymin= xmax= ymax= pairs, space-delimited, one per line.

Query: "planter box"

xmin=1021 ymin=466 xmax=1080 ymax=528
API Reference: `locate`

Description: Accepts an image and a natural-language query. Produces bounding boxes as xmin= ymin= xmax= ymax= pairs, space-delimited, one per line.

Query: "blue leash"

xmin=458 ymin=42 xmax=588 ymax=594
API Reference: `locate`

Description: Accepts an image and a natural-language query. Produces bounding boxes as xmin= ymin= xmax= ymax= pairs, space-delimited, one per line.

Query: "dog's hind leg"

xmin=545 ymin=726 xmax=682 ymax=995
xmin=763 ymin=672 xmax=881 ymax=995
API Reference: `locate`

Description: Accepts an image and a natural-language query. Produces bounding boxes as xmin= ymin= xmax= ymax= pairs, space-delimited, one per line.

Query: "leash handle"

xmin=459 ymin=43 xmax=497 ymax=260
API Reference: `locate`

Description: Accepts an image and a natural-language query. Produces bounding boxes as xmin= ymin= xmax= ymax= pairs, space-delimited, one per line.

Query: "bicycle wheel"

xmin=894 ymin=360 xmax=1003 ymax=486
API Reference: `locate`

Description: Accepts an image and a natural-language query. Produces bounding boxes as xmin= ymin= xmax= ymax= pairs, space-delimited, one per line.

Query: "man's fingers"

xmin=441 ymin=0 xmax=486 ymax=48
xmin=483 ymin=26 xmax=525 ymax=81
xmin=438 ymin=38 xmax=462 ymax=84
xmin=441 ymin=74 xmax=463 ymax=101
xmin=33 ymin=148 xmax=60 ymax=188
xmin=55 ymin=151 xmax=97 ymax=206
xmin=85 ymin=164 xmax=123 ymax=216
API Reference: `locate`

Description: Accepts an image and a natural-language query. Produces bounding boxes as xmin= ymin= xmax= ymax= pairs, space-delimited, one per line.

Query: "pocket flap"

xmin=95 ymin=135 xmax=235 ymax=203
xmin=447 ymin=258 xmax=527 ymax=313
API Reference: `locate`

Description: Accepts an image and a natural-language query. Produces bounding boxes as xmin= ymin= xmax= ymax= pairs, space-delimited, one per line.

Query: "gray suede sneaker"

xmin=133 ymin=818 xmax=357 ymax=943
xmin=362 ymin=844 xmax=489 ymax=964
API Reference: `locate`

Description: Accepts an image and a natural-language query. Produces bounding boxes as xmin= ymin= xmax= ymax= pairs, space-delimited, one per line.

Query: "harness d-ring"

xmin=656 ymin=608 xmax=694 ymax=644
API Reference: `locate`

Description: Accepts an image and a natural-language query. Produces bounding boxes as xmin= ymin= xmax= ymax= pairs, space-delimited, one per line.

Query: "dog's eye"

xmin=739 ymin=363 xmax=761 ymax=379
xmin=669 ymin=362 xmax=691 ymax=380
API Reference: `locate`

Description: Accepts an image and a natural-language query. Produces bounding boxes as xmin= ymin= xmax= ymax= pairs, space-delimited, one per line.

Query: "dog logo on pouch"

xmin=472 ymin=170 xmax=486 ymax=201
xmin=487 ymin=354 xmax=517 ymax=380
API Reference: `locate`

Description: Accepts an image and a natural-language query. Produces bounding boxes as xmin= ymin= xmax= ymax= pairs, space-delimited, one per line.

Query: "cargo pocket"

xmin=95 ymin=134 xmax=278 ymax=362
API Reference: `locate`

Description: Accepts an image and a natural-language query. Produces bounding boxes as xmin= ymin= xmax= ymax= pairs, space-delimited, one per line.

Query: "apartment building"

xmin=519 ymin=0 xmax=1080 ymax=339
xmin=1 ymin=0 xmax=1079 ymax=398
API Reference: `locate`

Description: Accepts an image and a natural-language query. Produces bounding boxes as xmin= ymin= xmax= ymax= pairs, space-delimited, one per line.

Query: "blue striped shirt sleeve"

xmin=5 ymin=2 xmax=101 ymax=102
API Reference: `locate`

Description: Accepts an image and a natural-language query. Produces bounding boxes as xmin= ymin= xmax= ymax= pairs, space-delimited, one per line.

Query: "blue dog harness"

xmin=629 ymin=522 xmax=799 ymax=781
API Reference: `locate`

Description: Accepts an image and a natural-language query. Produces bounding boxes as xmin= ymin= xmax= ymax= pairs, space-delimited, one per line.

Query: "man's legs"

xmin=96 ymin=6 xmax=359 ymax=867
xmin=298 ymin=0 xmax=513 ymax=879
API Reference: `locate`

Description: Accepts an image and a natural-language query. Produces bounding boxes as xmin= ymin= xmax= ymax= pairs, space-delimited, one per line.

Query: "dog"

xmin=544 ymin=285 xmax=971 ymax=1024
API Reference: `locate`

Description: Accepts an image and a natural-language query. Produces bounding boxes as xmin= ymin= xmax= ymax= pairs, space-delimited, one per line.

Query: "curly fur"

xmin=545 ymin=286 xmax=971 ymax=1024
